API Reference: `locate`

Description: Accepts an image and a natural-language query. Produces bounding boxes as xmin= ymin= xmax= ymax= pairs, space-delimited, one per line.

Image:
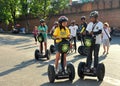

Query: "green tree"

xmin=50 ymin=0 xmax=69 ymax=15
xmin=29 ymin=0 xmax=69 ymax=19
xmin=0 ymin=0 xmax=20 ymax=26
xmin=20 ymin=0 xmax=30 ymax=32
xmin=29 ymin=0 xmax=51 ymax=19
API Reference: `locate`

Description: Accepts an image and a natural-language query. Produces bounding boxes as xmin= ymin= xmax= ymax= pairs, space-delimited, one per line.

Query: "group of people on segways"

xmin=48 ymin=11 xmax=105 ymax=83
xmin=34 ymin=19 xmax=50 ymax=60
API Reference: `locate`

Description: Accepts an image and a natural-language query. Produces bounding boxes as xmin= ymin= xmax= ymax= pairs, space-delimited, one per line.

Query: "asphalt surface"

xmin=0 ymin=34 xmax=120 ymax=86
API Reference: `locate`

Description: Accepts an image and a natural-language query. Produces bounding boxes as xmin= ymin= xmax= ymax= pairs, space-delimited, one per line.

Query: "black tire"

xmin=97 ymin=63 xmax=105 ymax=81
xmin=50 ymin=45 xmax=55 ymax=53
xmin=46 ymin=50 xmax=51 ymax=60
xmin=67 ymin=62 xmax=75 ymax=81
xmin=48 ymin=64 xmax=55 ymax=83
xmin=83 ymin=47 xmax=88 ymax=56
xmin=78 ymin=62 xmax=85 ymax=79
xmin=35 ymin=49 xmax=39 ymax=60
xmin=78 ymin=46 xmax=84 ymax=55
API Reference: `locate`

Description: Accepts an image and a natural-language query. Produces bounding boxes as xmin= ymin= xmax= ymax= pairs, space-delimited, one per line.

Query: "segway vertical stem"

xmin=61 ymin=53 xmax=65 ymax=72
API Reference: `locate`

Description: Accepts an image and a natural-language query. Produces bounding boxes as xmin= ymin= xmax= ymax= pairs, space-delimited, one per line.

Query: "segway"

xmin=50 ymin=45 xmax=55 ymax=53
xmin=78 ymin=34 xmax=88 ymax=56
xmin=68 ymin=36 xmax=76 ymax=54
xmin=50 ymin=37 xmax=56 ymax=54
xmin=78 ymin=62 xmax=105 ymax=81
xmin=34 ymin=33 xmax=50 ymax=60
xmin=48 ymin=38 xmax=75 ymax=83
xmin=77 ymin=36 xmax=105 ymax=81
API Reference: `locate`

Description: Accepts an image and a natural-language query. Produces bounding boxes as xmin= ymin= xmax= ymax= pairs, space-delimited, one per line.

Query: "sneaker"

xmin=55 ymin=70 xmax=59 ymax=74
xmin=65 ymin=70 xmax=68 ymax=74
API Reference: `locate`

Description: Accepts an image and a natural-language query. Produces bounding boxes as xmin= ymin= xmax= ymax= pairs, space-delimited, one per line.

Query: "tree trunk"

xmin=12 ymin=11 xmax=16 ymax=27
xmin=25 ymin=14 xmax=29 ymax=33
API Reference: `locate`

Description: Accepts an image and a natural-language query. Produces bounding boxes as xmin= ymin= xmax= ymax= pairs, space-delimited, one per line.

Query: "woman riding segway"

xmin=48 ymin=16 xmax=75 ymax=83
xmin=38 ymin=19 xmax=48 ymax=54
xmin=34 ymin=19 xmax=50 ymax=60
xmin=53 ymin=16 xmax=70 ymax=74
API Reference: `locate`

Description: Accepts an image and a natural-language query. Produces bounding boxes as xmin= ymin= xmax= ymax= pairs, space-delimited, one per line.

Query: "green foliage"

xmin=29 ymin=0 xmax=51 ymax=19
xmin=0 ymin=0 xmax=69 ymax=24
xmin=50 ymin=0 xmax=69 ymax=14
xmin=0 ymin=0 xmax=20 ymax=25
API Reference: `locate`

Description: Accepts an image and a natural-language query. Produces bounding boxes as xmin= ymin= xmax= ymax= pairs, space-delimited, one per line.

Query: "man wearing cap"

xmin=85 ymin=11 xmax=103 ymax=72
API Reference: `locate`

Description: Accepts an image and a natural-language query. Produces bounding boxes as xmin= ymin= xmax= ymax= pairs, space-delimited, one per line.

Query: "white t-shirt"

xmin=86 ymin=21 xmax=103 ymax=44
xmin=102 ymin=28 xmax=111 ymax=39
xmin=69 ymin=25 xmax=78 ymax=37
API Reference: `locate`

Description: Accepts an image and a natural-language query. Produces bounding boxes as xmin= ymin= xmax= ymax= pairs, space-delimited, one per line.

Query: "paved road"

xmin=0 ymin=34 xmax=120 ymax=86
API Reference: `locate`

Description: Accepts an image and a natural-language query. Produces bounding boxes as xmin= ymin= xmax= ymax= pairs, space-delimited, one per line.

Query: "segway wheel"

xmin=46 ymin=50 xmax=51 ymax=60
xmin=83 ymin=47 xmax=88 ymax=56
xmin=35 ymin=49 xmax=39 ymax=60
xmin=78 ymin=62 xmax=85 ymax=79
xmin=67 ymin=62 xmax=75 ymax=81
xmin=50 ymin=45 xmax=55 ymax=53
xmin=48 ymin=64 xmax=55 ymax=83
xmin=78 ymin=46 xmax=84 ymax=55
xmin=97 ymin=63 xmax=105 ymax=81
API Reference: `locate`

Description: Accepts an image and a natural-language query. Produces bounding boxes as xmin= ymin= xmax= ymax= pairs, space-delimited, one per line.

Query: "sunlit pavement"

xmin=0 ymin=34 xmax=120 ymax=86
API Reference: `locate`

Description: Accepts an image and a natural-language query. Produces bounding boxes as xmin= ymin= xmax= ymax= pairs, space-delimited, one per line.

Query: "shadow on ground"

xmin=40 ymin=78 xmax=102 ymax=86
xmin=0 ymin=59 xmax=35 ymax=76
xmin=68 ymin=54 xmax=86 ymax=63
xmin=0 ymin=36 xmax=32 ymax=45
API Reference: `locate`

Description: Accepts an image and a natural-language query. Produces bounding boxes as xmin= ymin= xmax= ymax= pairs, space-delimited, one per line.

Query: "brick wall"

xmin=1 ymin=0 xmax=120 ymax=32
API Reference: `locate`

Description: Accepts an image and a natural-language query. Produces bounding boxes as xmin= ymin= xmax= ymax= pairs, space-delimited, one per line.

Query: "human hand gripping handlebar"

xmin=38 ymin=30 xmax=47 ymax=34
xmin=52 ymin=36 xmax=70 ymax=40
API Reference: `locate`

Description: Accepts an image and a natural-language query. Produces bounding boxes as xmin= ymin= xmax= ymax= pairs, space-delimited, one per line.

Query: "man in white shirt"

xmin=85 ymin=11 xmax=103 ymax=71
xmin=69 ymin=20 xmax=78 ymax=52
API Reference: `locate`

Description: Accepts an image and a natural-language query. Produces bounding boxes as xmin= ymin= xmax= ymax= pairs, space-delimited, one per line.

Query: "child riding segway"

xmin=34 ymin=19 xmax=50 ymax=60
xmin=48 ymin=16 xmax=75 ymax=83
xmin=78 ymin=11 xmax=105 ymax=81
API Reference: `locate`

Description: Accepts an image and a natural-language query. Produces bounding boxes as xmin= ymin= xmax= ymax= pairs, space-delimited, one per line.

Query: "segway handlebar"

xmin=38 ymin=31 xmax=47 ymax=34
xmin=52 ymin=37 xmax=70 ymax=40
